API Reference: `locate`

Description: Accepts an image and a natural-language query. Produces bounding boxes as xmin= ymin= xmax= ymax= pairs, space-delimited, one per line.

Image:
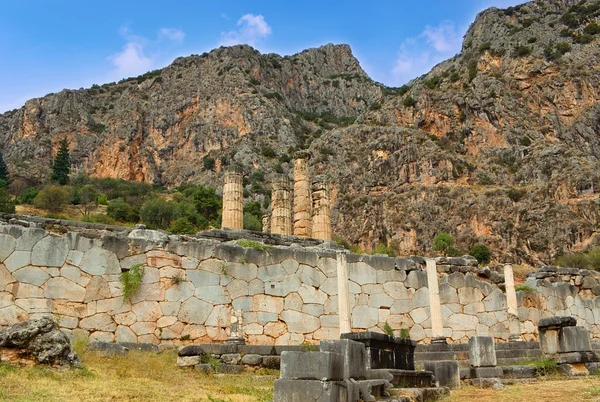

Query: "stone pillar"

xmin=221 ymin=167 xmax=243 ymax=230
xmin=425 ymin=258 xmax=445 ymax=343
xmin=262 ymin=213 xmax=271 ymax=234
xmin=271 ymin=175 xmax=292 ymax=236
xmin=227 ymin=310 xmax=245 ymax=345
xmin=293 ymin=153 xmax=312 ymax=238
xmin=504 ymin=264 xmax=522 ymax=341
xmin=311 ymin=176 xmax=332 ymax=241
xmin=337 ymin=251 xmax=351 ymax=335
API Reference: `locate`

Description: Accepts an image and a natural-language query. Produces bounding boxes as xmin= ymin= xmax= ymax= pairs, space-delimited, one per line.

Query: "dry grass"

xmin=443 ymin=377 xmax=600 ymax=402
xmin=0 ymin=350 xmax=275 ymax=402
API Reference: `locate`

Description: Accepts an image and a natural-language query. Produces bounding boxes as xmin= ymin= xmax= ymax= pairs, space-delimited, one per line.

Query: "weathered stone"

xmin=80 ymin=313 xmax=116 ymax=332
xmin=131 ymin=301 xmax=162 ymax=322
xmin=559 ymin=326 xmax=592 ymax=352
xmin=281 ymin=310 xmax=320 ymax=333
xmin=31 ymin=235 xmax=68 ymax=267
xmin=44 ymin=277 xmax=86 ymax=302
xmin=15 ymin=228 xmax=46 ymax=251
xmin=253 ymin=294 xmax=284 ymax=314
xmin=0 ymin=234 xmax=16 ymax=262
xmin=412 ymin=287 xmax=430 ymax=308
xmin=349 ymin=262 xmax=377 ymax=285
xmin=4 ymin=251 xmax=31 ymax=272
xmin=15 ymin=298 xmax=52 ymax=313
xmin=178 ymin=355 xmax=202 ymax=367
xmin=12 ymin=266 xmax=49 ymax=286
xmin=241 ymin=354 xmax=263 ymax=365
xmin=258 ymin=264 xmax=288 ymax=282
xmin=425 ymin=360 xmax=460 ymax=389
xmin=410 ymin=308 xmax=429 ymax=324
xmin=205 ymin=305 xmax=231 ymax=327
xmin=469 ymin=336 xmax=497 ymax=367
xmin=458 ymin=287 xmax=484 ymax=304
xmin=115 ymin=325 xmax=137 ymax=343
xmin=351 ymin=305 xmax=379 ymax=329
xmin=227 ymin=262 xmax=258 ymax=282
xmin=280 ymin=351 xmax=344 ymax=381
xmin=265 ymin=274 xmax=301 ymax=297
xmin=80 ymin=248 xmax=120 ymax=275
xmin=196 ymin=285 xmax=231 ymax=305
xmin=298 ymin=285 xmax=327 ymax=305
xmin=406 ymin=270 xmax=428 ymax=289
xmin=179 ymin=297 xmax=212 ymax=324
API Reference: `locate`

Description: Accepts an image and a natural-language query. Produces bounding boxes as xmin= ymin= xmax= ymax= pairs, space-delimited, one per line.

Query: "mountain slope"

xmin=1 ymin=0 xmax=600 ymax=264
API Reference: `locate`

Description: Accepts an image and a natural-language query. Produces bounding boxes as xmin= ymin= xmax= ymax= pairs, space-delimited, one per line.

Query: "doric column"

xmin=311 ymin=175 xmax=331 ymax=241
xmin=504 ymin=264 xmax=522 ymax=341
xmin=271 ymin=174 xmax=292 ymax=236
xmin=293 ymin=152 xmax=312 ymax=238
xmin=426 ymin=258 xmax=446 ymax=343
xmin=221 ymin=167 xmax=243 ymax=230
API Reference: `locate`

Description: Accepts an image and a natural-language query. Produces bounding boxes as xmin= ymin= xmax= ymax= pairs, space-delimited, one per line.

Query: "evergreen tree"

xmin=51 ymin=138 xmax=71 ymax=185
xmin=0 ymin=150 xmax=9 ymax=186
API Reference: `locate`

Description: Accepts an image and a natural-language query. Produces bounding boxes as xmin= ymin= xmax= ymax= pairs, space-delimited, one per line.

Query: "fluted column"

xmin=221 ymin=167 xmax=243 ymax=230
xmin=311 ymin=175 xmax=331 ymax=241
xmin=293 ymin=152 xmax=312 ymax=238
xmin=271 ymin=175 xmax=292 ymax=236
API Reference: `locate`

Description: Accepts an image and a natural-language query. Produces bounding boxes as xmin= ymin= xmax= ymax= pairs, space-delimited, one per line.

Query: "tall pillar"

xmin=270 ymin=175 xmax=292 ymax=236
xmin=221 ymin=167 xmax=243 ymax=230
xmin=311 ymin=175 xmax=332 ymax=241
xmin=262 ymin=213 xmax=271 ymax=234
xmin=337 ymin=251 xmax=351 ymax=335
xmin=425 ymin=258 xmax=446 ymax=343
xmin=504 ymin=264 xmax=522 ymax=341
xmin=293 ymin=152 xmax=312 ymax=238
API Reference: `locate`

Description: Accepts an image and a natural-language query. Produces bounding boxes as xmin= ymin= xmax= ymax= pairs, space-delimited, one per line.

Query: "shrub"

xmin=383 ymin=322 xmax=394 ymax=337
xmin=243 ymin=212 xmax=262 ymax=231
xmin=513 ymin=45 xmax=532 ymax=57
xmin=120 ymin=263 xmax=144 ymax=302
xmin=107 ymin=198 xmax=139 ymax=222
xmin=261 ymin=147 xmax=277 ymax=158
xmin=506 ymin=188 xmax=527 ymax=202
xmin=586 ymin=247 xmax=600 ymax=271
xmin=584 ymin=22 xmax=600 ymax=35
xmin=432 ymin=232 xmax=454 ymax=256
xmin=574 ymin=34 xmax=594 ymax=44
xmin=555 ymin=252 xmax=588 ymax=269
xmin=369 ymin=102 xmax=382 ymax=111
xmin=0 ymin=150 xmax=9 ymax=185
xmin=192 ymin=186 xmax=221 ymax=223
xmin=169 ymin=217 xmax=198 ymax=235
xmin=82 ymin=214 xmax=115 ymax=225
xmin=403 ymin=96 xmax=417 ymax=107
xmin=236 ymin=239 xmax=271 ymax=250
xmin=515 ymin=283 xmax=536 ymax=292
xmin=34 ymin=185 xmax=71 ymax=212
xmin=373 ymin=243 xmax=395 ymax=257
xmin=0 ymin=188 xmax=15 ymax=213
xmin=423 ymin=76 xmax=441 ymax=89
xmin=203 ymin=157 xmax=215 ymax=171
xmin=139 ymin=198 xmax=177 ymax=229
xmin=469 ymin=243 xmax=492 ymax=264
xmin=468 ymin=59 xmax=478 ymax=82
xmin=529 ymin=358 xmax=558 ymax=377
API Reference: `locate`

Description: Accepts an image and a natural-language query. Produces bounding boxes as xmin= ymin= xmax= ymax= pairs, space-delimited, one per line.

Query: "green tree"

xmin=192 ymin=186 xmax=222 ymax=223
xmin=432 ymin=232 xmax=454 ymax=256
xmin=169 ymin=217 xmax=198 ymax=235
xmin=73 ymin=185 xmax=98 ymax=217
xmin=50 ymin=138 xmax=71 ymax=185
xmin=0 ymin=188 xmax=15 ymax=213
xmin=34 ymin=185 xmax=71 ymax=212
xmin=243 ymin=212 xmax=262 ymax=231
xmin=139 ymin=198 xmax=177 ymax=229
xmin=106 ymin=198 xmax=139 ymax=222
xmin=469 ymin=243 xmax=492 ymax=264
xmin=0 ymin=150 xmax=9 ymax=186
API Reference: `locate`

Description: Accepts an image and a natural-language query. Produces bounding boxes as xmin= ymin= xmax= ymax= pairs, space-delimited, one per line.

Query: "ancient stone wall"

xmin=1 ymin=217 xmax=599 ymax=346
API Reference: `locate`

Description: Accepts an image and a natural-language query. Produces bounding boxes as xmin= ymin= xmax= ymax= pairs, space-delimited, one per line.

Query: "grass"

xmin=442 ymin=377 xmax=600 ymax=402
xmin=0 ymin=350 xmax=275 ymax=402
xmin=235 ymin=239 xmax=272 ymax=251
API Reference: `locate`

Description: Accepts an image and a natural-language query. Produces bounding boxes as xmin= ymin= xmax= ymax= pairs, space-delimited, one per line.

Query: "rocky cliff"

xmin=1 ymin=0 xmax=600 ymax=264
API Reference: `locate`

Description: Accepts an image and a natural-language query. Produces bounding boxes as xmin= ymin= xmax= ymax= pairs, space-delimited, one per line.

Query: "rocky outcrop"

xmin=0 ymin=316 xmax=80 ymax=366
xmin=1 ymin=1 xmax=600 ymax=263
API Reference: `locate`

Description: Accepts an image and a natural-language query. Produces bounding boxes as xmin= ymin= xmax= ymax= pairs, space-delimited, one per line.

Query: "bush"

xmin=261 ymin=147 xmax=277 ymax=158
xmin=0 ymin=188 xmax=15 ymax=213
xmin=107 ymin=198 xmax=139 ymax=222
xmin=555 ymin=252 xmax=588 ymax=269
xmin=203 ymin=157 xmax=215 ymax=171
xmin=584 ymin=22 xmax=600 ymax=35
xmin=469 ymin=244 xmax=492 ymax=264
xmin=120 ymin=263 xmax=144 ymax=302
xmin=506 ymin=188 xmax=527 ymax=202
xmin=139 ymin=198 xmax=177 ymax=229
xmin=513 ymin=45 xmax=532 ymax=57
xmin=192 ymin=186 xmax=221 ymax=223
xmin=432 ymin=232 xmax=454 ymax=256
xmin=82 ymin=214 xmax=115 ymax=225
xmin=169 ymin=217 xmax=198 ymax=235
xmin=403 ymin=96 xmax=417 ymax=107
xmin=243 ymin=212 xmax=262 ymax=231
xmin=373 ymin=243 xmax=395 ymax=257
xmin=34 ymin=185 xmax=71 ymax=212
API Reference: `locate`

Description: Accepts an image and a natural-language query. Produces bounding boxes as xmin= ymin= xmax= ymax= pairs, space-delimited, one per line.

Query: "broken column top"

xmin=538 ymin=316 xmax=577 ymax=330
xmin=293 ymin=150 xmax=312 ymax=160
xmin=271 ymin=174 xmax=291 ymax=189
xmin=225 ymin=166 xmax=243 ymax=176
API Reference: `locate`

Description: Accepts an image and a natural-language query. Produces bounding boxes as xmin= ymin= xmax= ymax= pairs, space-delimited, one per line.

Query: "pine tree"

xmin=0 ymin=150 xmax=9 ymax=187
xmin=51 ymin=138 xmax=71 ymax=185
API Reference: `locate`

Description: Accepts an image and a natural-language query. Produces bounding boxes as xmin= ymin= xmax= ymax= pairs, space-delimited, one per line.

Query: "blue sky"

xmin=0 ymin=0 xmax=523 ymax=113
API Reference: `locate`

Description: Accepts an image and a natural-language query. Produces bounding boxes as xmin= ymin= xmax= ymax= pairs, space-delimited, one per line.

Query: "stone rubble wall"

xmin=1 ymin=217 xmax=599 ymax=346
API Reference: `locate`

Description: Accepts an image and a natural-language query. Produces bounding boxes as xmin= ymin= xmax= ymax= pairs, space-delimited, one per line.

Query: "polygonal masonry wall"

xmin=0 ymin=218 xmax=599 ymax=346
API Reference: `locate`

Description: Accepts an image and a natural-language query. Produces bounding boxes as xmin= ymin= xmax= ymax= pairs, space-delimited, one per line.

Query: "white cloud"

xmin=108 ymin=26 xmax=186 ymax=80
xmin=159 ymin=28 xmax=185 ymax=42
xmin=392 ymin=21 xmax=463 ymax=86
xmin=220 ymin=14 xmax=272 ymax=47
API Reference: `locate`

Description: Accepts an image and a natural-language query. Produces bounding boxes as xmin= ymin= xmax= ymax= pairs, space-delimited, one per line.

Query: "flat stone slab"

xmin=280 ymin=351 xmax=344 ymax=381
xmin=469 ymin=336 xmax=497 ymax=367
xmin=471 ymin=366 xmax=504 ymax=378
xmin=538 ymin=316 xmax=577 ymax=330
xmin=425 ymin=361 xmax=460 ymax=389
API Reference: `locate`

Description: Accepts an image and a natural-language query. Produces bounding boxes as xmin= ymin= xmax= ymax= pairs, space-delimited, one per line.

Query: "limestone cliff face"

xmin=1 ymin=0 xmax=600 ymax=264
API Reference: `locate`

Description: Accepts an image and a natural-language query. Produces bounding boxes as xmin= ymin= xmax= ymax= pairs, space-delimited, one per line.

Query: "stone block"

xmin=31 ymin=236 xmax=68 ymax=267
xmin=178 ymin=345 xmax=204 ymax=356
xmin=320 ymin=339 xmax=366 ymax=380
xmin=470 ymin=366 xmax=503 ymax=378
xmin=280 ymin=351 xmax=344 ymax=381
xmin=86 ymin=341 xmax=128 ymax=355
xmin=241 ymin=354 xmax=263 ymax=365
xmin=468 ymin=378 xmax=502 ymax=388
xmin=539 ymin=328 xmax=560 ymax=355
xmin=559 ymin=326 xmax=592 ymax=353
xmin=424 ymin=360 xmax=460 ymax=389
xmin=221 ymin=353 xmax=242 ymax=365
xmin=501 ymin=366 xmax=536 ymax=379
xmin=220 ymin=364 xmax=244 ymax=374
xmin=469 ymin=336 xmax=497 ymax=367
xmin=262 ymin=355 xmax=281 ymax=369
xmin=273 ymin=379 xmax=351 ymax=402
xmin=239 ymin=345 xmax=275 ymax=355
xmin=177 ymin=356 xmax=202 ymax=367
xmin=538 ymin=316 xmax=577 ymax=329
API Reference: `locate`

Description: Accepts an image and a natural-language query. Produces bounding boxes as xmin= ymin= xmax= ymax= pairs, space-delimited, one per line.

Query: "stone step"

xmin=388 ymin=387 xmax=450 ymax=402
xmin=387 ymin=369 xmax=435 ymax=388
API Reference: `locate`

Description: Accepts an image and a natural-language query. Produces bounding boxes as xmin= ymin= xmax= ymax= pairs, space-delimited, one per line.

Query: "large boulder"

xmin=0 ymin=316 xmax=80 ymax=366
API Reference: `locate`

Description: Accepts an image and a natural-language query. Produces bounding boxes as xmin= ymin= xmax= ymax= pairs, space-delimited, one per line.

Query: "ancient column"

xmin=425 ymin=258 xmax=446 ymax=343
xmin=311 ymin=176 xmax=332 ymax=241
xmin=270 ymin=175 xmax=292 ymax=236
xmin=262 ymin=213 xmax=271 ymax=234
xmin=221 ymin=167 xmax=243 ymax=230
xmin=293 ymin=152 xmax=312 ymax=238
xmin=337 ymin=251 xmax=351 ymax=335
xmin=226 ymin=310 xmax=245 ymax=345
xmin=504 ymin=264 xmax=522 ymax=341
